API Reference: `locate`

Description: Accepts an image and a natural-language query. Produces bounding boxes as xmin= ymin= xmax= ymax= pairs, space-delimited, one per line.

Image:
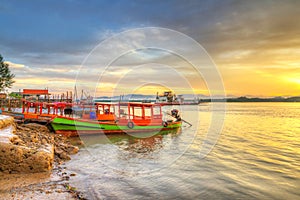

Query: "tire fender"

xmin=127 ymin=121 xmax=134 ymax=129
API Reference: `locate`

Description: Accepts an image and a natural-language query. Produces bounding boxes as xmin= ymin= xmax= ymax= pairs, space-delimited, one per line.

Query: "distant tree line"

xmin=200 ymin=96 xmax=300 ymax=102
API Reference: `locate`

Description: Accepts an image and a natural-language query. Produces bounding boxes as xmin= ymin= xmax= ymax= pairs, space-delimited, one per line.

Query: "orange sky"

xmin=7 ymin=47 xmax=300 ymax=98
xmin=2 ymin=1 xmax=300 ymax=97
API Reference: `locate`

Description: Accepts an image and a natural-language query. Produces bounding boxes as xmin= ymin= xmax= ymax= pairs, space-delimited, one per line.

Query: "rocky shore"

xmin=15 ymin=123 xmax=79 ymax=165
xmin=0 ymin=116 xmax=85 ymax=199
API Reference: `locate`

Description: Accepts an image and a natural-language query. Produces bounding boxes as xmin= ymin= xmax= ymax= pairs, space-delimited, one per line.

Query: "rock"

xmin=0 ymin=141 xmax=54 ymax=173
xmin=0 ymin=117 xmax=79 ymax=173
xmin=66 ymin=145 xmax=79 ymax=155
xmin=10 ymin=135 xmax=24 ymax=146
xmin=0 ymin=115 xmax=14 ymax=129
xmin=58 ymin=152 xmax=71 ymax=160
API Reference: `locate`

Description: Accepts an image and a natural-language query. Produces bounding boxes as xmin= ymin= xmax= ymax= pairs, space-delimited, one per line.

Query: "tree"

xmin=9 ymin=92 xmax=22 ymax=99
xmin=0 ymin=54 xmax=15 ymax=92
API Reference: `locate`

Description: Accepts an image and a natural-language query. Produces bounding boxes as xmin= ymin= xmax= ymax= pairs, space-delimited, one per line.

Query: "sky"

xmin=0 ymin=0 xmax=299 ymax=97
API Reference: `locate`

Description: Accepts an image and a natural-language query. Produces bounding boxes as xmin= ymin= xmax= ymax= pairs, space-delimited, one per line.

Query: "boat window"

xmin=98 ymin=105 xmax=104 ymax=114
xmin=144 ymin=107 xmax=151 ymax=117
xmin=117 ymin=105 xmax=129 ymax=118
xmin=133 ymin=107 xmax=142 ymax=118
xmin=153 ymin=106 xmax=161 ymax=115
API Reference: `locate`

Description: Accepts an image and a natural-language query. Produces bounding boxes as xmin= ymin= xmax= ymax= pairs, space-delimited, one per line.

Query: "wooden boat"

xmin=155 ymin=91 xmax=200 ymax=105
xmin=1 ymin=100 xmax=74 ymax=124
xmin=21 ymin=100 xmax=73 ymax=123
xmin=50 ymin=102 xmax=182 ymax=137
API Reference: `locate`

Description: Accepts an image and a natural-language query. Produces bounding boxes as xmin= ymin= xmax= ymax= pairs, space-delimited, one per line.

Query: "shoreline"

xmin=0 ymin=122 xmax=86 ymax=200
xmin=0 ymin=164 xmax=85 ymax=199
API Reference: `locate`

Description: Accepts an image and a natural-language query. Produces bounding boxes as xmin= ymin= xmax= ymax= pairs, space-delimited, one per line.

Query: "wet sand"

xmin=0 ymin=164 xmax=85 ymax=199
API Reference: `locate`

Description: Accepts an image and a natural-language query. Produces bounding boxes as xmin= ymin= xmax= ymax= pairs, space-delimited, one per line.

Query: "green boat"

xmin=50 ymin=102 xmax=182 ymax=137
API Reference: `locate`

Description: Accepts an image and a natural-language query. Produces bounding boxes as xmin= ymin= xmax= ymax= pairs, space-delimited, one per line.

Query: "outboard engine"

xmin=64 ymin=108 xmax=73 ymax=115
xmin=171 ymin=109 xmax=181 ymax=121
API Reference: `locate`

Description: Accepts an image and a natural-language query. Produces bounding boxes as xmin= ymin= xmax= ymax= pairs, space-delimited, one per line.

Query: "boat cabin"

xmin=95 ymin=103 xmax=116 ymax=121
xmin=83 ymin=102 xmax=163 ymax=126
xmin=116 ymin=103 xmax=163 ymax=126
xmin=22 ymin=100 xmax=73 ymax=119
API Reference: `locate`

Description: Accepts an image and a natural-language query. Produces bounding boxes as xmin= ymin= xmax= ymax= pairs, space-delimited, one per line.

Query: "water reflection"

xmin=76 ymin=129 xmax=181 ymax=148
xmin=68 ymin=128 xmax=189 ymax=174
xmin=65 ymin=103 xmax=300 ymax=199
xmin=75 ymin=129 xmax=182 ymax=158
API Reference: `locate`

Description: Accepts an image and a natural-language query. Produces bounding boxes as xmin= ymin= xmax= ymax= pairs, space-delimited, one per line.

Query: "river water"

xmin=65 ymin=103 xmax=300 ymax=199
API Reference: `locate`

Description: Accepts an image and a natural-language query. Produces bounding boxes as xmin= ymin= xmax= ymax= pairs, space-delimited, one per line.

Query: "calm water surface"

xmin=65 ymin=103 xmax=300 ymax=199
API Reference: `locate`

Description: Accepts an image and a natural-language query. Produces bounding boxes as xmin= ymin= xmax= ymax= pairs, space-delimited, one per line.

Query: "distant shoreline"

xmin=201 ymin=96 xmax=300 ymax=103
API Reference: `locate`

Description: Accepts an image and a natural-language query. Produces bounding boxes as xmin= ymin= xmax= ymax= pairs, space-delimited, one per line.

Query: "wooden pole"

xmin=8 ymin=97 xmax=11 ymax=112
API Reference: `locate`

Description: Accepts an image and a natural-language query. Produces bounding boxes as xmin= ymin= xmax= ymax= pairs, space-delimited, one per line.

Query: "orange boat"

xmin=50 ymin=102 xmax=182 ymax=137
xmin=21 ymin=100 xmax=73 ymax=123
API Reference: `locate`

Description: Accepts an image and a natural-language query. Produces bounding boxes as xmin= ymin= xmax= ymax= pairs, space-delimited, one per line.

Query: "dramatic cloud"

xmin=0 ymin=0 xmax=299 ymax=96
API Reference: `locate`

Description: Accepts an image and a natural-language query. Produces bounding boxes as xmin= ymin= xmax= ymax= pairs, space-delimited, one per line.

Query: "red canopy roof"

xmin=23 ymin=89 xmax=50 ymax=95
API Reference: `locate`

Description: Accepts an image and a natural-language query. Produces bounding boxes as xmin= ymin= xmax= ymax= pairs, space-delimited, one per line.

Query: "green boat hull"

xmin=51 ymin=117 xmax=182 ymax=137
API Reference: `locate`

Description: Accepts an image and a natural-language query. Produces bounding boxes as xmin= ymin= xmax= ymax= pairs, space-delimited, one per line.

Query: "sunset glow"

xmin=0 ymin=1 xmax=299 ymax=97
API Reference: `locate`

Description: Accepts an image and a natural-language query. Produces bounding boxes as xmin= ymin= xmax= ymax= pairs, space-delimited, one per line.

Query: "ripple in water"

xmin=65 ymin=103 xmax=300 ymax=199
